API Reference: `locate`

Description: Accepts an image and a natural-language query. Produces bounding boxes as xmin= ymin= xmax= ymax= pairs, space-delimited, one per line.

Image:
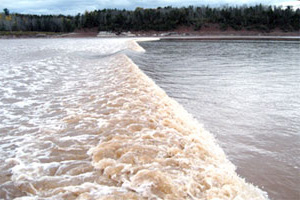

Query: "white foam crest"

xmin=127 ymin=38 xmax=160 ymax=52
xmin=86 ymin=54 xmax=268 ymax=199
xmin=0 ymin=38 xmax=267 ymax=199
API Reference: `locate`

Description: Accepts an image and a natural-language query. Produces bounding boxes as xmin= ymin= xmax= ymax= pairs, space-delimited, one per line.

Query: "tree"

xmin=4 ymin=8 xmax=9 ymax=16
xmin=0 ymin=5 xmax=298 ymax=33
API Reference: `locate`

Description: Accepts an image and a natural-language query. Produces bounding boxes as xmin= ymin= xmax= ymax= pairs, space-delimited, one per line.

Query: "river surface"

xmin=0 ymin=38 xmax=298 ymax=200
xmin=131 ymin=40 xmax=300 ymax=200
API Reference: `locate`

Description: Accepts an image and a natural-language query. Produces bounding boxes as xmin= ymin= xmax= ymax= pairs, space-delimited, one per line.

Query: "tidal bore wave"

xmin=1 ymin=39 xmax=268 ymax=199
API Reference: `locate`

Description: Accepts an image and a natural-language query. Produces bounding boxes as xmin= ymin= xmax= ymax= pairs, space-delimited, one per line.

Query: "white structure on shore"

xmin=98 ymin=31 xmax=136 ymax=37
xmin=97 ymin=31 xmax=117 ymax=37
xmin=120 ymin=31 xmax=136 ymax=37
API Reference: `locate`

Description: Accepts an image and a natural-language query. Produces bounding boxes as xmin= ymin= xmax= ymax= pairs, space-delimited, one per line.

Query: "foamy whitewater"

xmin=0 ymin=38 xmax=267 ymax=199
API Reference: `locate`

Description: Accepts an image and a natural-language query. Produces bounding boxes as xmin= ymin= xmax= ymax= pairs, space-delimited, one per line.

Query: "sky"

xmin=0 ymin=0 xmax=299 ymax=15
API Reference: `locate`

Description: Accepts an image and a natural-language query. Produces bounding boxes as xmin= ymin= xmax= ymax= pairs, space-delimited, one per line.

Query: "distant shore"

xmin=1 ymin=28 xmax=299 ymax=40
xmin=160 ymin=36 xmax=300 ymax=41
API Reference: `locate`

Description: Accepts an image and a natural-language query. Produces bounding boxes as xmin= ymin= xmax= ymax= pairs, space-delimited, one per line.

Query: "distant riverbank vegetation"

xmin=0 ymin=5 xmax=299 ymax=33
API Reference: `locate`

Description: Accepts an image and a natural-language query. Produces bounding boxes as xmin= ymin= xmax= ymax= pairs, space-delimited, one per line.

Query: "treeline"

xmin=0 ymin=13 xmax=75 ymax=32
xmin=0 ymin=5 xmax=299 ymax=33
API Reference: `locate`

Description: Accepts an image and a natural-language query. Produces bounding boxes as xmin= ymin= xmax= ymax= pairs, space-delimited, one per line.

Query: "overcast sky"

xmin=1 ymin=0 xmax=299 ymax=15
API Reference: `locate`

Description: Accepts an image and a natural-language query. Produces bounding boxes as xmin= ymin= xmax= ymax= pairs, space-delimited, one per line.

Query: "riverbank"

xmin=0 ymin=29 xmax=99 ymax=39
xmin=1 ymin=27 xmax=299 ymax=39
xmin=160 ymin=35 xmax=300 ymax=41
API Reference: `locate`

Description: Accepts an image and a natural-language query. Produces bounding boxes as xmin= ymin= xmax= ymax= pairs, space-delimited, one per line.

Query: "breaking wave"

xmin=0 ymin=38 xmax=268 ymax=199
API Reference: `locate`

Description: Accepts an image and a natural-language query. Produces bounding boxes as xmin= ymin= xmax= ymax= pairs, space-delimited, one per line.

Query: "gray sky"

xmin=1 ymin=0 xmax=299 ymax=15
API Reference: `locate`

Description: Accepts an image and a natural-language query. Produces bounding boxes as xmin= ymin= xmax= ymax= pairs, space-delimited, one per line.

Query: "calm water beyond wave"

xmin=0 ymin=38 xmax=298 ymax=200
xmin=132 ymin=40 xmax=300 ymax=200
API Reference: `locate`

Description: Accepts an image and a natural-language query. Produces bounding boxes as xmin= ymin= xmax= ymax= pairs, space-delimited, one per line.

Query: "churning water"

xmin=131 ymin=40 xmax=300 ymax=200
xmin=0 ymin=38 xmax=297 ymax=200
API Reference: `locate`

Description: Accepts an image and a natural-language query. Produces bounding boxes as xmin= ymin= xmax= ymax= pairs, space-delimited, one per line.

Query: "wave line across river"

xmin=0 ymin=38 xmax=267 ymax=199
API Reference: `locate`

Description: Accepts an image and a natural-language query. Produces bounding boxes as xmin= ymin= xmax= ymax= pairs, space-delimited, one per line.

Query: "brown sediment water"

xmin=131 ymin=39 xmax=300 ymax=200
xmin=88 ymin=53 xmax=267 ymax=199
xmin=0 ymin=38 xmax=268 ymax=199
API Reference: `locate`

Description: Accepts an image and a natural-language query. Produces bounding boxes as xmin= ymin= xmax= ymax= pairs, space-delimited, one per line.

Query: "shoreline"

xmin=1 ymin=34 xmax=300 ymax=41
xmin=1 ymin=29 xmax=299 ymax=40
xmin=160 ymin=35 xmax=300 ymax=41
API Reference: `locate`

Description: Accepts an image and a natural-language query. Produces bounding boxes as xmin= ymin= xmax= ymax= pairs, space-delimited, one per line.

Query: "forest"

xmin=0 ymin=5 xmax=299 ymax=33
